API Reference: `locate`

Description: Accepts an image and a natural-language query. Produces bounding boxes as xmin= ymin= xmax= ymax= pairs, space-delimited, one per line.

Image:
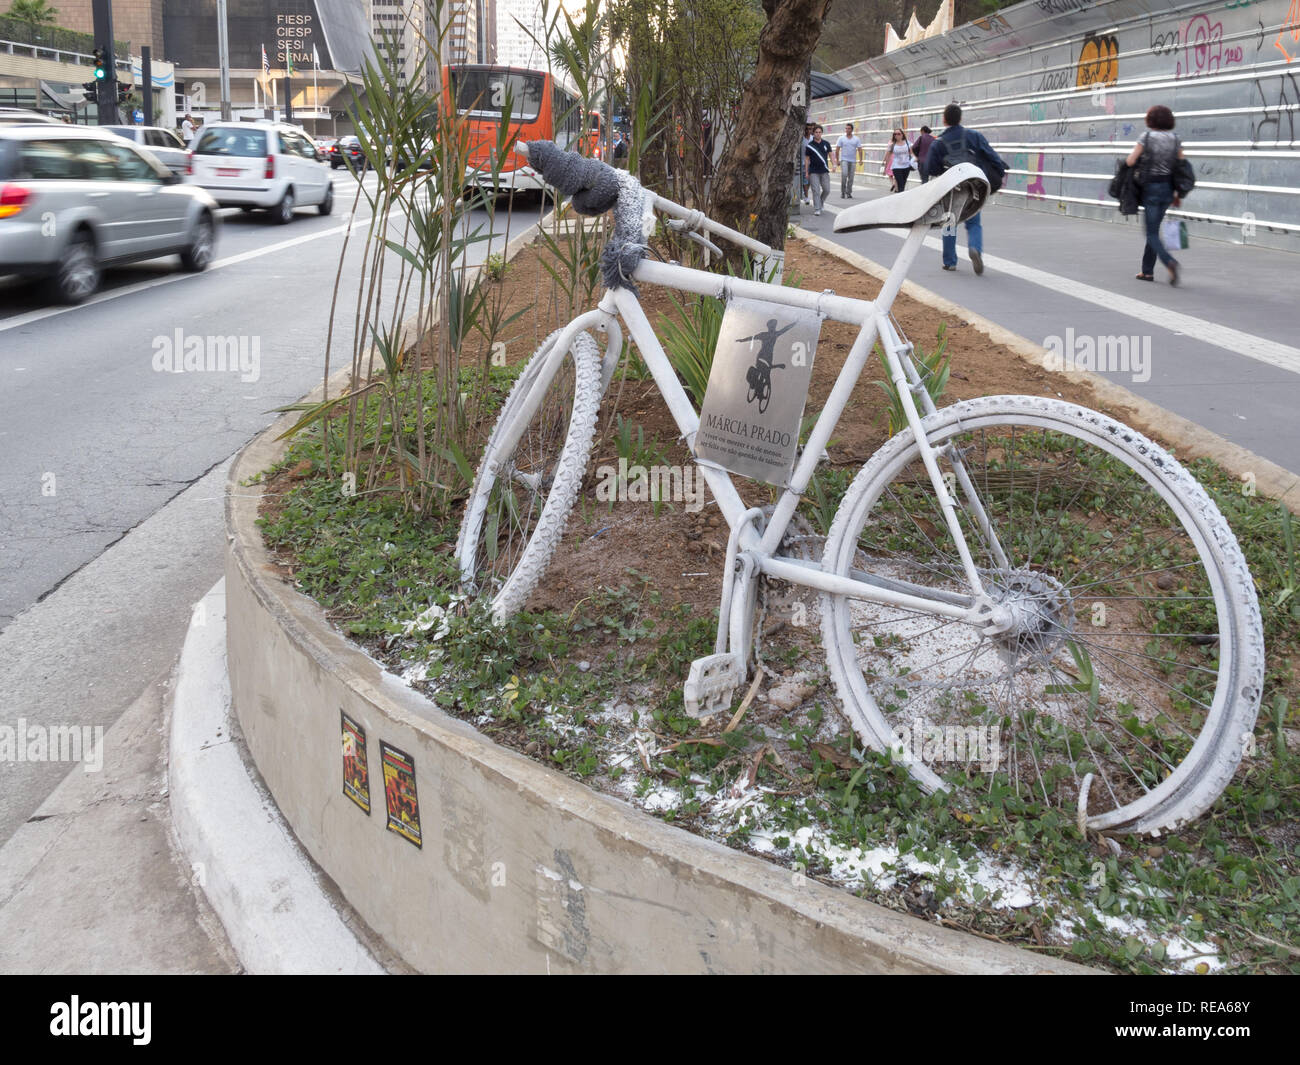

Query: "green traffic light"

xmin=94 ymin=67 xmax=105 ymax=79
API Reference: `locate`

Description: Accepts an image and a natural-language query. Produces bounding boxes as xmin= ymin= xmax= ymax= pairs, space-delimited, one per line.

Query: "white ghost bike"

xmin=455 ymin=141 xmax=1264 ymax=836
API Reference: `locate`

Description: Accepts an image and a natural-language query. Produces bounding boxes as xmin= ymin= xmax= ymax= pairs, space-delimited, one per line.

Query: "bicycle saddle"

xmin=834 ymin=163 xmax=989 ymax=231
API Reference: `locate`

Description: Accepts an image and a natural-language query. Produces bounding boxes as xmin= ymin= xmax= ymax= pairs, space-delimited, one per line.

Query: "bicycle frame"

xmin=494 ymin=201 xmax=1018 ymax=677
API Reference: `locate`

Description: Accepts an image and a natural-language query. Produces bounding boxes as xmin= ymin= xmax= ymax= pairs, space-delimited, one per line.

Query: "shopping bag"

xmin=1160 ymin=217 xmax=1182 ymax=253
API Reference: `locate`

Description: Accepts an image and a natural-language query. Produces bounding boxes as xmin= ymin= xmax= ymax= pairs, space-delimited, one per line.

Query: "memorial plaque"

xmin=693 ymin=298 xmax=821 ymax=487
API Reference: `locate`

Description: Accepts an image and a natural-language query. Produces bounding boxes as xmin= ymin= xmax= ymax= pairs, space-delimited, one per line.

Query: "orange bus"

xmin=444 ymin=65 xmax=598 ymax=195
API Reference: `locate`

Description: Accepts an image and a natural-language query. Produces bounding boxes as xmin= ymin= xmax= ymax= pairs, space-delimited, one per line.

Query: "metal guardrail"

xmin=0 ymin=37 xmax=132 ymax=71
xmin=812 ymin=0 xmax=1300 ymax=251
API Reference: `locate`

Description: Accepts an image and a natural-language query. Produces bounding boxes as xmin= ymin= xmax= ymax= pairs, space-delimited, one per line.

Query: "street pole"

xmin=141 ymin=46 xmax=153 ymax=125
xmin=216 ymin=0 xmax=233 ymax=120
xmin=283 ymin=45 xmax=293 ymax=123
xmin=91 ymin=0 xmax=118 ymax=125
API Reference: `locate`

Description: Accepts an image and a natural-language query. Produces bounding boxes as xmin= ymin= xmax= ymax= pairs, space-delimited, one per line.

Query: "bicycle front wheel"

xmin=455 ymin=328 xmax=602 ymax=622
xmin=821 ymin=396 xmax=1263 ymax=835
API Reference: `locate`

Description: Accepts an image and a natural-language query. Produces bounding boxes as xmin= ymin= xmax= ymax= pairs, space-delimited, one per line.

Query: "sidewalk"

xmin=800 ymin=177 xmax=1300 ymax=476
xmin=0 ymin=578 xmax=390 ymax=975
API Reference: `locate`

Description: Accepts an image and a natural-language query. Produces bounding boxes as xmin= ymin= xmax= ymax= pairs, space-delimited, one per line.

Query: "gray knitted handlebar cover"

xmin=524 ymin=140 xmax=649 ymax=293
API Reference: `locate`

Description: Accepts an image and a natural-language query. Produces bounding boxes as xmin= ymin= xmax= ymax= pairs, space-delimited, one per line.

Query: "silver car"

xmin=0 ymin=125 xmax=219 ymax=303
xmin=103 ymin=125 xmax=191 ymax=176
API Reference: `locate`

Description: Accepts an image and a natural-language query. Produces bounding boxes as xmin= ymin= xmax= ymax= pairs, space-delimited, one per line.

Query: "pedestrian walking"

xmin=836 ymin=122 xmax=863 ymax=199
xmin=801 ymin=122 xmax=814 ymax=205
xmin=925 ymin=103 xmax=1008 ymax=275
xmin=1127 ymin=105 xmax=1184 ymax=286
xmin=804 ymin=125 xmax=832 ymax=215
xmin=912 ymin=125 xmax=935 ymax=184
xmin=881 ymin=128 xmax=915 ymax=192
xmin=181 ymin=113 xmax=195 ymax=142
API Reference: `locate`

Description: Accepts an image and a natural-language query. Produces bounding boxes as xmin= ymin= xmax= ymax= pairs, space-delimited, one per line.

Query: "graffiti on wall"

xmin=972 ymin=13 xmax=1012 ymax=33
xmin=1178 ymin=14 xmax=1245 ymax=77
xmin=1250 ymin=70 xmax=1300 ymax=145
xmin=1076 ymin=32 xmax=1119 ymax=87
xmin=1026 ymin=152 xmax=1048 ymax=199
xmin=1151 ymin=12 xmax=1245 ymax=78
xmin=1035 ymin=0 xmax=1089 ymax=14
xmin=1277 ymin=0 xmax=1300 ymax=61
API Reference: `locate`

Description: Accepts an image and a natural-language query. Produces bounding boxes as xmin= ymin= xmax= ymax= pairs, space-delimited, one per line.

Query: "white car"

xmin=186 ymin=121 xmax=333 ymax=223
xmin=103 ymin=125 xmax=190 ymax=176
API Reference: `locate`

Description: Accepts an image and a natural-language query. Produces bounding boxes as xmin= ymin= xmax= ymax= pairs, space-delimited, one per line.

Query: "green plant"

xmin=5 ymin=0 xmax=58 ymax=29
xmin=606 ymin=415 xmax=672 ymax=516
xmin=483 ymin=253 xmax=507 ymax=282
xmin=659 ymin=292 xmax=725 ymax=407
xmin=273 ymin=4 xmax=531 ymax=517
xmin=1270 ymin=503 xmax=1299 ymax=615
xmin=874 ymin=322 xmax=951 ymax=436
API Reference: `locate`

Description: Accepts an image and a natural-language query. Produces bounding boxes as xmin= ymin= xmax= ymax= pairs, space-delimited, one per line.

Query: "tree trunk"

xmin=711 ymin=0 xmax=832 ymax=268
xmin=754 ymin=63 xmax=807 ymax=251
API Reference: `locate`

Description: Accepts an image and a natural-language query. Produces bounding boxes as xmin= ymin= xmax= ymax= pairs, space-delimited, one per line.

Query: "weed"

xmin=875 ymin=322 xmax=951 ymax=436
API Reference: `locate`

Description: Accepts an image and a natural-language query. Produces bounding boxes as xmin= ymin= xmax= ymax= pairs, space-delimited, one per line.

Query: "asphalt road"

xmin=0 ymin=171 xmax=515 ymax=631
xmin=802 ymin=184 xmax=1300 ymax=477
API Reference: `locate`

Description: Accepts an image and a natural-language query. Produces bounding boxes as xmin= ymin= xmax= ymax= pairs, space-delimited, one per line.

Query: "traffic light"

xmin=92 ymin=47 xmax=106 ymax=81
xmin=117 ymin=84 xmax=128 ymax=106
xmin=83 ymin=80 xmax=98 ymax=104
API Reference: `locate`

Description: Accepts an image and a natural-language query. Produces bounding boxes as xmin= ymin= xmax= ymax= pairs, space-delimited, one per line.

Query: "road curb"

xmin=167 ymin=579 xmax=385 ymax=975
xmin=796 ymin=228 xmax=1300 ymax=514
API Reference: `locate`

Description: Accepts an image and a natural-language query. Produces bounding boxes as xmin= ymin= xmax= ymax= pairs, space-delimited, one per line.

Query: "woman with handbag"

xmin=1127 ymin=105 xmax=1188 ymax=286
xmin=881 ymin=128 xmax=914 ymax=192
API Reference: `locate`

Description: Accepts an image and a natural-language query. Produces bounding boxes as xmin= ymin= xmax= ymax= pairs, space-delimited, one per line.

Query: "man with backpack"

xmin=924 ymin=103 xmax=1008 ymax=275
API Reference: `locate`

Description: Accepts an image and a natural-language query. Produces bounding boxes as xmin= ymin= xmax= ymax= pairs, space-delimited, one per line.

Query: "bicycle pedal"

xmin=683 ymin=653 xmax=743 ymax=718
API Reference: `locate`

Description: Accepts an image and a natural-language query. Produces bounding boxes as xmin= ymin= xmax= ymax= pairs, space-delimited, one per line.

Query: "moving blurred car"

xmin=0 ymin=107 xmax=63 ymax=126
xmin=330 ymin=135 xmax=368 ymax=170
xmin=186 ymin=121 xmax=333 ymax=223
xmin=103 ymin=125 xmax=190 ymax=176
xmin=0 ymin=125 xmax=219 ymax=303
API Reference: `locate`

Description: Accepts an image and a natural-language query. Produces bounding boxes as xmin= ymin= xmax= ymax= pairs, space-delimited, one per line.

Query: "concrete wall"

xmin=812 ymin=0 xmax=1300 ymax=251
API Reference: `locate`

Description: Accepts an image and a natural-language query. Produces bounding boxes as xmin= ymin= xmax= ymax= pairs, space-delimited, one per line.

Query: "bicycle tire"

xmin=455 ymin=328 xmax=602 ymax=622
xmin=820 ymin=395 xmax=1264 ymax=835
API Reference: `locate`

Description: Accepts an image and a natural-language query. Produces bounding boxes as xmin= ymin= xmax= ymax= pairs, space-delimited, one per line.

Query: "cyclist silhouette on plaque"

xmin=739 ymin=318 xmax=795 ymax=414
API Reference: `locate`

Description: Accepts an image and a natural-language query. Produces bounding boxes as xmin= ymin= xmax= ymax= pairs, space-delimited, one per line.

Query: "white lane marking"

xmin=0 ymin=214 xmax=373 ymax=334
xmin=822 ymin=201 xmax=1300 ymax=378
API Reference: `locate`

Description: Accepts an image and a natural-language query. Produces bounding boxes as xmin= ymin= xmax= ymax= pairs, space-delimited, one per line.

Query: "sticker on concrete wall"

xmin=381 ymin=741 xmax=422 ymax=848
xmin=693 ymin=297 xmax=821 ymax=487
xmin=341 ymin=711 xmax=370 ymax=815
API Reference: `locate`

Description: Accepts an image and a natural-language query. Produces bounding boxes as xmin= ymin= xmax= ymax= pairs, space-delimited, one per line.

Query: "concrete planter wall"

xmin=224 ymin=416 xmax=1089 ymax=974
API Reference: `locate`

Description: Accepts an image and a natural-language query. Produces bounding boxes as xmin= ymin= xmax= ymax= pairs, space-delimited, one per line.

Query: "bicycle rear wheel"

xmin=455 ymin=328 xmax=602 ymax=622
xmin=820 ymin=396 xmax=1263 ymax=835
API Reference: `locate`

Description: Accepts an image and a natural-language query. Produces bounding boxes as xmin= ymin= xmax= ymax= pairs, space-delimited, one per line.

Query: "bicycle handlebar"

xmin=519 ymin=140 xmax=780 ymax=292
